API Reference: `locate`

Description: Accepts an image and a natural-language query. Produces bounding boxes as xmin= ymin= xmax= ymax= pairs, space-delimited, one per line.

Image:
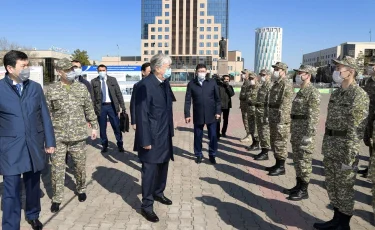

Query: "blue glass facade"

xmin=254 ymin=27 xmax=282 ymax=73
xmin=141 ymin=0 xmax=163 ymax=39
xmin=207 ymin=0 xmax=229 ymax=39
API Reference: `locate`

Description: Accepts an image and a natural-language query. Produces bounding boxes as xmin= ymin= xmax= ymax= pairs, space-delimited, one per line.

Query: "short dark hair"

xmin=3 ymin=50 xmax=28 ymax=73
xmin=71 ymin=60 xmax=81 ymax=64
xmin=141 ymin=62 xmax=151 ymax=71
xmin=222 ymin=75 xmax=230 ymax=79
xmin=195 ymin=64 xmax=207 ymax=71
xmin=97 ymin=64 xmax=107 ymax=71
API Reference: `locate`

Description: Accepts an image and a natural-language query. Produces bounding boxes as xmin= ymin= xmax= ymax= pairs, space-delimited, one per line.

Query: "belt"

xmin=291 ymin=114 xmax=308 ymax=119
xmin=269 ymin=104 xmax=280 ymax=109
xmin=325 ymin=128 xmax=347 ymax=137
xmin=102 ymin=102 xmax=112 ymax=105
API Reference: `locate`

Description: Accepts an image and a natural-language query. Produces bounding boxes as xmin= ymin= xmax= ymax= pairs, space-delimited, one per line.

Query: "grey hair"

xmin=150 ymin=53 xmax=172 ymax=72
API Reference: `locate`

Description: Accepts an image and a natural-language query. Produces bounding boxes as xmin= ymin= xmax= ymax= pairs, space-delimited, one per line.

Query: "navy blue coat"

xmin=0 ymin=76 xmax=56 ymax=175
xmin=134 ymin=75 xmax=174 ymax=163
xmin=184 ymin=78 xmax=221 ymax=125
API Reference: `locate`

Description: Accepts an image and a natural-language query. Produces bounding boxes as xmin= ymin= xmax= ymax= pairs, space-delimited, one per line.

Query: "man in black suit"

xmin=216 ymin=74 xmax=235 ymax=138
xmin=130 ymin=62 xmax=151 ymax=131
xmin=134 ymin=54 xmax=174 ymax=223
xmin=184 ymin=64 xmax=221 ymax=164
xmin=91 ymin=65 xmax=126 ymax=153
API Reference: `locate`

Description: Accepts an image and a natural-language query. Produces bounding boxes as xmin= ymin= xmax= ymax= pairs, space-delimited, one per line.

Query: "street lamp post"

xmin=117 ymin=44 xmax=120 ymax=65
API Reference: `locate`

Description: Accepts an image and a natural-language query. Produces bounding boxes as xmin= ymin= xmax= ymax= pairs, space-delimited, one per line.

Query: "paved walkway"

xmin=2 ymin=92 xmax=374 ymax=230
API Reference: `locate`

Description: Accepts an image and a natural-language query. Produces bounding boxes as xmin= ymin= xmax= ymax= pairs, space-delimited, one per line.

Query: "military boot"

xmin=254 ymin=148 xmax=269 ymax=161
xmin=265 ymin=161 xmax=277 ymax=171
xmin=248 ymin=137 xmax=260 ymax=151
xmin=313 ymin=207 xmax=340 ymax=229
xmin=335 ymin=212 xmax=352 ymax=230
xmin=357 ymin=167 xmax=368 ymax=178
xmin=288 ymin=181 xmax=309 ymax=201
xmin=268 ymin=159 xmax=285 ymax=176
xmin=283 ymin=177 xmax=301 ymax=195
xmin=240 ymin=134 xmax=251 ymax=142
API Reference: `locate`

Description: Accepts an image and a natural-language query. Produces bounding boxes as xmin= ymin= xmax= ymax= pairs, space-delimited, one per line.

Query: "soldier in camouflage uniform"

xmin=283 ymin=65 xmax=320 ymax=201
xmin=371 ymin=147 xmax=375 ymax=220
xmin=314 ymin=56 xmax=369 ymax=230
xmin=239 ymin=69 xmax=251 ymax=142
xmin=360 ymin=57 xmax=375 ymax=177
xmin=245 ymin=71 xmax=261 ymax=150
xmin=45 ymin=58 xmax=99 ymax=213
xmin=265 ymin=62 xmax=294 ymax=176
xmin=253 ymin=69 xmax=272 ymax=160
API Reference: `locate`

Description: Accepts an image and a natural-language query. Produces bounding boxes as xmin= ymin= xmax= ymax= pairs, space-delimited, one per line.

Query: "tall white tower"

xmin=254 ymin=27 xmax=283 ymax=74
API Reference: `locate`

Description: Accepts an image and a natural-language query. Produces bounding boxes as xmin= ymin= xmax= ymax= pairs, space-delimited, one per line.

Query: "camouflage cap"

xmin=55 ymin=58 xmax=74 ymax=70
xmin=368 ymin=56 xmax=375 ymax=65
xmin=293 ymin=64 xmax=317 ymax=75
xmin=332 ymin=56 xmax=359 ymax=72
xmin=259 ymin=69 xmax=271 ymax=75
xmin=241 ymin=69 xmax=249 ymax=74
xmin=248 ymin=71 xmax=257 ymax=78
xmin=272 ymin=62 xmax=288 ymax=70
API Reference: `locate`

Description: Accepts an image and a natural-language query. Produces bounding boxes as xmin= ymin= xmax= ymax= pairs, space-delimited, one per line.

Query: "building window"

xmin=144 ymin=58 xmax=149 ymax=61
xmin=200 ymin=35 xmax=204 ymax=39
xmin=237 ymin=57 xmax=240 ymax=61
xmin=214 ymin=42 xmax=218 ymax=47
xmin=144 ymin=43 xmax=149 ymax=47
xmin=206 ymin=42 xmax=211 ymax=47
xmin=200 ymin=27 xmax=204 ymax=32
xmin=144 ymin=50 xmax=148 ymax=55
xmin=206 ymin=50 xmax=211 ymax=55
xmin=165 ymin=20 xmax=169 ymax=24
xmin=207 ymin=19 xmax=212 ymax=24
xmin=158 ymin=19 xmax=162 ymax=24
xmin=158 ymin=50 xmax=162 ymax=54
xmin=165 ymin=35 xmax=169 ymax=39
xmin=165 ymin=12 xmax=169 ymax=16
xmin=199 ymin=42 xmax=204 ymax=47
xmin=214 ymin=50 xmax=218 ymax=55
xmin=158 ymin=43 xmax=162 ymax=47
xmin=165 ymin=27 xmax=170 ymax=32
xmin=200 ymin=11 xmax=204 ymax=16
xmin=207 ymin=35 xmax=211 ymax=39
xmin=165 ymin=50 xmax=169 ymax=55
xmin=214 ymin=35 xmax=218 ymax=39
xmin=207 ymin=27 xmax=211 ymax=32
xmin=151 ymin=43 xmax=155 ymax=47
xmin=151 ymin=27 xmax=155 ymax=32
xmin=200 ymin=19 xmax=204 ymax=24
xmin=151 ymin=50 xmax=155 ymax=55
xmin=158 ymin=27 xmax=162 ymax=32
xmin=151 ymin=35 xmax=155 ymax=39
xmin=165 ymin=4 xmax=170 ymax=9
xmin=165 ymin=42 xmax=169 ymax=47
xmin=200 ymin=3 xmax=205 ymax=8
xmin=214 ymin=27 xmax=219 ymax=31
xmin=158 ymin=35 xmax=162 ymax=39
xmin=199 ymin=50 xmax=204 ymax=55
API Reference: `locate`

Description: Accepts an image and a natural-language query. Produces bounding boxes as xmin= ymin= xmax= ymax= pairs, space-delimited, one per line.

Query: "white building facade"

xmin=254 ymin=27 xmax=282 ymax=74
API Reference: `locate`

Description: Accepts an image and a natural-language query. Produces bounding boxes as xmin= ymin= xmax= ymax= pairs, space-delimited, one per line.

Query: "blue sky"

xmin=2 ymin=0 xmax=374 ymax=70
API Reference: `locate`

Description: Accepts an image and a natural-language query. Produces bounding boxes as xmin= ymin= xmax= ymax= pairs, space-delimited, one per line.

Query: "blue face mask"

xmin=163 ymin=68 xmax=172 ymax=79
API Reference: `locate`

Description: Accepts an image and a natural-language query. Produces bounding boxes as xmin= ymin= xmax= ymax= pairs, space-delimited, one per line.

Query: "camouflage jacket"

xmin=291 ymin=83 xmax=321 ymax=137
xmin=326 ymin=82 xmax=369 ymax=142
xmin=362 ymin=77 xmax=375 ymax=137
xmin=246 ymin=82 xmax=260 ymax=114
xmin=45 ymin=81 xmax=99 ymax=142
xmin=255 ymin=80 xmax=272 ymax=119
xmin=268 ymin=77 xmax=294 ymax=124
xmin=239 ymin=80 xmax=250 ymax=108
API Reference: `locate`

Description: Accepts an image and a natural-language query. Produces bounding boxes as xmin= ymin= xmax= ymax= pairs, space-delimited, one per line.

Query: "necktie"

xmin=101 ymin=78 xmax=107 ymax=102
xmin=15 ymin=84 xmax=22 ymax=96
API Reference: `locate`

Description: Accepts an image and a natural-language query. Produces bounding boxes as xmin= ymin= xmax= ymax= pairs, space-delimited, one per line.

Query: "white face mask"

xmin=260 ymin=76 xmax=266 ymax=82
xmin=17 ymin=68 xmax=31 ymax=82
xmin=295 ymin=75 xmax=303 ymax=85
xmin=66 ymin=71 xmax=76 ymax=81
xmin=74 ymin=68 xmax=82 ymax=77
xmin=332 ymin=71 xmax=343 ymax=84
xmin=99 ymin=71 xmax=107 ymax=79
xmin=273 ymin=71 xmax=280 ymax=80
xmin=198 ymin=72 xmax=206 ymax=80
xmin=250 ymin=80 xmax=255 ymax=85
xmin=241 ymin=74 xmax=246 ymax=79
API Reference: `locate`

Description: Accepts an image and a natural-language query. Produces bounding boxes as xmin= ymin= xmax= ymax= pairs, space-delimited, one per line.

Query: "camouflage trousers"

xmin=247 ymin=106 xmax=258 ymax=140
xmin=255 ymin=112 xmax=270 ymax=149
xmin=269 ymin=123 xmax=290 ymax=160
xmin=290 ymin=138 xmax=314 ymax=183
xmin=241 ymin=108 xmax=250 ymax=135
xmin=51 ymin=140 xmax=87 ymax=203
xmin=370 ymin=152 xmax=375 ymax=217
xmin=322 ymin=136 xmax=359 ymax=216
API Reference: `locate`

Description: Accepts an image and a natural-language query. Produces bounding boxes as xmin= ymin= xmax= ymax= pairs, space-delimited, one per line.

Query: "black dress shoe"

xmin=154 ymin=195 xmax=172 ymax=205
xmin=78 ymin=193 xmax=87 ymax=202
xmin=101 ymin=146 xmax=108 ymax=153
xmin=27 ymin=219 xmax=43 ymax=230
xmin=195 ymin=156 xmax=203 ymax=164
xmin=209 ymin=156 xmax=216 ymax=164
xmin=118 ymin=146 xmax=125 ymax=152
xmin=50 ymin=202 xmax=61 ymax=213
xmin=141 ymin=209 xmax=159 ymax=223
